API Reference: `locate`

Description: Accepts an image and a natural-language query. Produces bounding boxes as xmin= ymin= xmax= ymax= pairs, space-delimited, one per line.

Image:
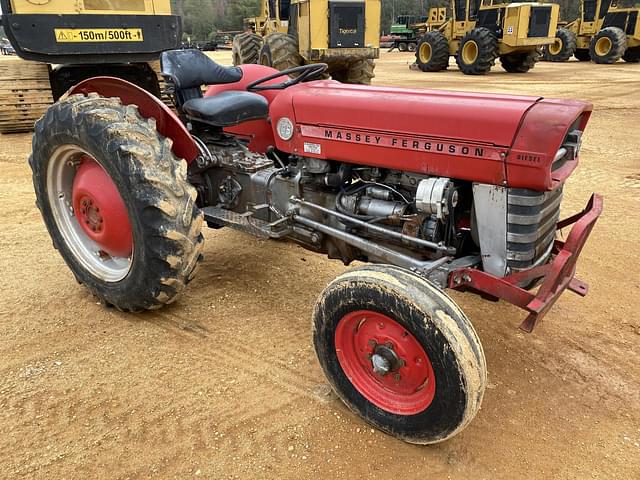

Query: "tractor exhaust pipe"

xmin=290 ymin=197 xmax=454 ymax=254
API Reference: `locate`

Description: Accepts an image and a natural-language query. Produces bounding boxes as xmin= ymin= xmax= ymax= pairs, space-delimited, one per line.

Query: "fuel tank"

xmin=268 ymin=81 xmax=592 ymax=191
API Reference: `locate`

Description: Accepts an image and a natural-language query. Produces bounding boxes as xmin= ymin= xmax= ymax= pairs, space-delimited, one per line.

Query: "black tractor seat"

xmin=182 ymin=91 xmax=269 ymax=128
xmin=161 ymin=49 xmax=243 ymax=89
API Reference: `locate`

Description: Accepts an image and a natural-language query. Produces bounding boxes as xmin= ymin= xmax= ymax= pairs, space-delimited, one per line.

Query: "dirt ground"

xmin=0 ymin=51 xmax=639 ymax=479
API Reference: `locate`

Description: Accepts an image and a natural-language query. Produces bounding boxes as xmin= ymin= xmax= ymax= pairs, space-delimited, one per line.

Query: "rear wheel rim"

xmin=46 ymin=145 xmax=133 ymax=282
xmin=335 ymin=310 xmax=436 ymax=415
xmin=462 ymin=40 xmax=479 ymax=64
xmin=595 ymin=37 xmax=612 ymax=56
xmin=419 ymin=42 xmax=433 ymax=63
xmin=549 ymin=38 xmax=563 ymax=55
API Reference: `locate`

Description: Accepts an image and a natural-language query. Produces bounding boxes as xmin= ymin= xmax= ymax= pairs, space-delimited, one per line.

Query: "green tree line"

xmin=172 ymin=0 xmax=583 ymax=41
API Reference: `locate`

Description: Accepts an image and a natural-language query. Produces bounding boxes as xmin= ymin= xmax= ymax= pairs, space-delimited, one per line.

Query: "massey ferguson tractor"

xmin=29 ymin=50 xmax=602 ymax=444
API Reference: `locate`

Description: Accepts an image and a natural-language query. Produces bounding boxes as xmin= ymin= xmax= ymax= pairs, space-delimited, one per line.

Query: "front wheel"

xmin=313 ymin=265 xmax=486 ymax=444
xmin=456 ymin=27 xmax=498 ymax=75
xmin=543 ymin=28 xmax=577 ymax=62
xmin=30 ymin=94 xmax=204 ymax=311
xmin=589 ymin=27 xmax=627 ymax=64
xmin=415 ymin=31 xmax=450 ymax=72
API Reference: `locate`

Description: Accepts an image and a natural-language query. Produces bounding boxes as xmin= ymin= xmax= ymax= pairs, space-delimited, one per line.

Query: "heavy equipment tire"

xmin=232 ymin=32 xmax=262 ymax=65
xmin=543 ymin=28 xmax=577 ymax=62
xmin=313 ymin=265 xmax=486 ymax=444
xmin=415 ymin=32 xmax=450 ymax=72
xmin=589 ymin=27 xmax=627 ymax=64
xmin=500 ymin=50 xmax=540 ymax=73
xmin=398 ymin=42 xmax=408 ymax=52
xmin=30 ymin=94 xmax=204 ymax=312
xmin=259 ymin=33 xmax=304 ymax=72
xmin=0 ymin=61 xmax=53 ymax=134
xmin=332 ymin=58 xmax=376 ymax=85
xmin=574 ymin=48 xmax=591 ymax=61
xmin=456 ymin=28 xmax=498 ymax=75
xmin=622 ymin=46 xmax=640 ymax=63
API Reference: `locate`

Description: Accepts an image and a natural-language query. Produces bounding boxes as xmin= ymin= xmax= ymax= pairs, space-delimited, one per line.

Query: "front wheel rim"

xmin=462 ymin=40 xmax=479 ymax=64
xmin=335 ymin=310 xmax=436 ymax=415
xmin=549 ymin=38 xmax=563 ymax=55
xmin=46 ymin=145 xmax=133 ymax=282
xmin=595 ymin=37 xmax=612 ymax=56
xmin=419 ymin=42 xmax=433 ymax=63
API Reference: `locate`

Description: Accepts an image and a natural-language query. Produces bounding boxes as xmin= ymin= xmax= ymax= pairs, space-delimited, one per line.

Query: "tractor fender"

xmin=67 ymin=76 xmax=199 ymax=164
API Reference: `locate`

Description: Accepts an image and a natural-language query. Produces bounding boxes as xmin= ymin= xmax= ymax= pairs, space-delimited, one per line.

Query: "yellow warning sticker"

xmin=54 ymin=28 xmax=144 ymax=43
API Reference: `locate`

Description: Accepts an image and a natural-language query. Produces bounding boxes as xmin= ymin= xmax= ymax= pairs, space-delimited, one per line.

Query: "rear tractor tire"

xmin=589 ymin=27 xmax=627 ymax=64
xmin=29 ymin=94 xmax=204 ymax=311
xmin=232 ymin=32 xmax=263 ymax=66
xmin=313 ymin=265 xmax=487 ymax=444
xmin=456 ymin=27 xmax=498 ymax=75
xmin=543 ymin=28 xmax=577 ymax=62
xmin=259 ymin=33 xmax=304 ymax=72
xmin=500 ymin=49 xmax=540 ymax=73
xmin=415 ymin=32 xmax=450 ymax=72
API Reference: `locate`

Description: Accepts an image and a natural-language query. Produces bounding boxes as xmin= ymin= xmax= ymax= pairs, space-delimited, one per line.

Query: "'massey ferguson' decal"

xmin=299 ymin=126 xmax=504 ymax=161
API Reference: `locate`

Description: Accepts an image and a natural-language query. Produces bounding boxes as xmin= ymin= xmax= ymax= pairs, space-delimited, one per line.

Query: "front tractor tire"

xmin=589 ymin=27 xmax=627 ymax=64
xmin=415 ymin=31 xmax=450 ymax=72
xmin=259 ymin=33 xmax=304 ymax=72
xmin=313 ymin=265 xmax=486 ymax=444
xmin=543 ymin=28 xmax=577 ymax=62
xmin=30 ymin=94 xmax=204 ymax=311
xmin=232 ymin=32 xmax=263 ymax=66
xmin=456 ymin=27 xmax=498 ymax=75
xmin=500 ymin=50 xmax=540 ymax=73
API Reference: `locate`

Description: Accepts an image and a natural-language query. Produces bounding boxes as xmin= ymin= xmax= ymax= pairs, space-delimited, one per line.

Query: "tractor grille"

xmin=506 ymin=185 xmax=563 ymax=272
xmin=528 ymin=6 xmax=552 ymax=38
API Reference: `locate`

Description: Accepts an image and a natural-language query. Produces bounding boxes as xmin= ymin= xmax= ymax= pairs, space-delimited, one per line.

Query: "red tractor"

xmin=29 ymin=49 xmax=602 ymax=444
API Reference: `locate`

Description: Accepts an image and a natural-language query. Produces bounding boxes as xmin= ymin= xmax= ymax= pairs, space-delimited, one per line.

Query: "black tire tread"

xmin=344 ymin=58 xmax=376 ymax=85
xmin=589 ymin=27 xmax=627 ymax=64
xmin=456 ymin=27 xmax=498 ymax=75
xmin=622 ymin=46 xmax=640 ymax=63
xmin=574 ymin=48 xmax=591 ymax=61
xmin=543 ymin=28 xmax=577 ymax=62
xmin=500 ymin=49 xmax=540 ymax=73
xmin=313 ymin=264 xmax=486 ymax=444
xmin=260 ymin=33 xmax=304 ymax=71
xmin=232 ymin=32 xmax=263 ymax=65
xmin=30 ymin=94 xmax=204 ymax=312
xmin=416 ymin=31 xmax=450 ymax=72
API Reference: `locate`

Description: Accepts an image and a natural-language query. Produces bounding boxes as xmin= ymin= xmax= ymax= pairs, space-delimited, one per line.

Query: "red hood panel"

xmin=290 ymin=81 xmax=541 ymax=147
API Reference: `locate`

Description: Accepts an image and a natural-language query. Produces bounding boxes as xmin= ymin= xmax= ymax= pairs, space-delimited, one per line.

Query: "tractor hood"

xmin=289 ymin=81 xmax=539 ymax=147
xmin=269 ymin=81 xmax=592 ymax=190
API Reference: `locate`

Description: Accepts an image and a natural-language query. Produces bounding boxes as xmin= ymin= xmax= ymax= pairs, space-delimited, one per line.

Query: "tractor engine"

xmin=190 ymin=132 xmax=486 ymax=278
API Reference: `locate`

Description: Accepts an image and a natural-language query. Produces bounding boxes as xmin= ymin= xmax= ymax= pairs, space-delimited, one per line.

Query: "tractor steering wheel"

xmin=246 ymin=63 xmax=328 ymax=91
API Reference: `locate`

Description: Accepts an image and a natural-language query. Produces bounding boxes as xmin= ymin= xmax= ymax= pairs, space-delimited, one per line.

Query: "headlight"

xmin=276 ymin=117 xmax=294 ymax=141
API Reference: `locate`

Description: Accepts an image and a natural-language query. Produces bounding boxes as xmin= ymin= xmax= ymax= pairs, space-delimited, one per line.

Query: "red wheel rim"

xmin=335 ymin=310 xmax=436 ymax=415
xmin=72 ymin=156 xmax=133 ymax=258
